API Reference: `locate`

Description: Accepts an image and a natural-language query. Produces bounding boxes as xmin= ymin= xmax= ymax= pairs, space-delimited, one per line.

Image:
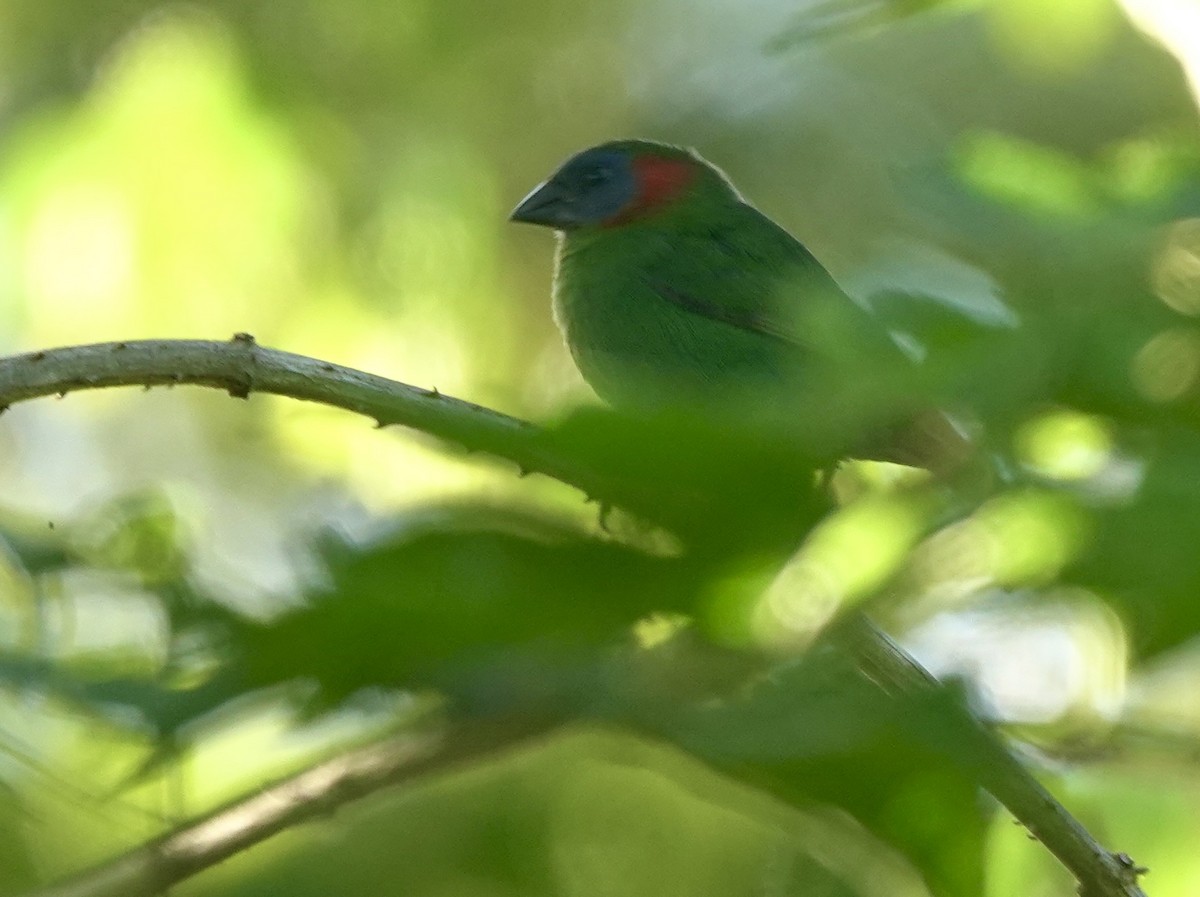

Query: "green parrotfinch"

xmin=511 ymin=139 xmax=946 ymax=459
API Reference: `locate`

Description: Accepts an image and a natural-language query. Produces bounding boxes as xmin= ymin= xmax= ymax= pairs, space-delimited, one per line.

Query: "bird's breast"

xmin=551 ymin=234 xmax=799 ymax=413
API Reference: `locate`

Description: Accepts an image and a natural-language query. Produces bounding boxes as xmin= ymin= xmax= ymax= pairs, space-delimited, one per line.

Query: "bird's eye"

xmin=582 ymin=167 xmax=610 ymax=186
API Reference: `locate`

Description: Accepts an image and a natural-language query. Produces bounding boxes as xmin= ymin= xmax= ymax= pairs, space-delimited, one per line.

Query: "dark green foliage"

xmin=237 ymin=505 xmax=709 ymax=704
xmin=1075 ymin=424 xmax=1200 ymax=654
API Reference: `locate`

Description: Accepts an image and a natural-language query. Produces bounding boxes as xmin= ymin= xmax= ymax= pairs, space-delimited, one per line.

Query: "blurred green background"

xmin=3 ymin=0 xmax=1200 ymax=895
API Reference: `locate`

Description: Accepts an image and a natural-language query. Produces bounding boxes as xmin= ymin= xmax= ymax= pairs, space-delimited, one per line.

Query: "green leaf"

xmin=236 ymin=505 xmax=713 ymax=706
xmin=643 ymin=655 xmax=990 ymax=897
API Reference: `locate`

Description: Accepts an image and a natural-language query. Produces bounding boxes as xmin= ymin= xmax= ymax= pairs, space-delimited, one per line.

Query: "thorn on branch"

xmin=1115 ymin=853 xmax=1149 ymax=877
xmin=31 ymin=351 xmax=46 ymax=362
xmin=227 ymin=333 xmax=257 ymax=398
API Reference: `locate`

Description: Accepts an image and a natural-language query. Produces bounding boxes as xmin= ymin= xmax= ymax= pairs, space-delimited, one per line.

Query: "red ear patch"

xmin=603 ymin=156 xmax=697 ymax=227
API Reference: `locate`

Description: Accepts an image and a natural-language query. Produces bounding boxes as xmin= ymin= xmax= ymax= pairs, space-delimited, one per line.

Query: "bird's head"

xmin=510 ymin=139 xmax=737 ymax=231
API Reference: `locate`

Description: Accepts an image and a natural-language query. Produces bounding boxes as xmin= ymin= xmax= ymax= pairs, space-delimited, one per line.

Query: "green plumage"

xmin=513 ymin=140 xmax=909 ymax=428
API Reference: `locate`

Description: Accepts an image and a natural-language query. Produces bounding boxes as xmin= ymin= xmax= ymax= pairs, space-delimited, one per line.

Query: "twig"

xmin=23 ymin=713 xmax=562 ymax=897
xmin=0 ymin=337 xmax=1148 ymax=897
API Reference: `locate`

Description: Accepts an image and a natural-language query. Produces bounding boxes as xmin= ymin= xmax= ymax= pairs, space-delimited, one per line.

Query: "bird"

xmin=509 ymin=138 xmax=934 ymax=459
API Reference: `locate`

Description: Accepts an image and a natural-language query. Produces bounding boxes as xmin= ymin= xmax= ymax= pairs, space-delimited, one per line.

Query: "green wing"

xmin=641 ymin=202 xmax=897 ymax=361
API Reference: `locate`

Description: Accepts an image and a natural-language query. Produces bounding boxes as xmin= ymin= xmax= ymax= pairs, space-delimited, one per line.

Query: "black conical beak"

xmin=509 ymin=180 xmax=577 ymax=229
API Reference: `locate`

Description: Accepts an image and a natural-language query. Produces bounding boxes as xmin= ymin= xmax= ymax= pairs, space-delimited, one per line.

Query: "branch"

xmin=24 ymin=713 xmax=563 ymax=897
xmin=0 ymin=335 xmax=603 ymax=498
xmin=1 ymin=337 xmax=1148 ymax=897
xmin=838 ymin=616 xmax=1148 ymax=897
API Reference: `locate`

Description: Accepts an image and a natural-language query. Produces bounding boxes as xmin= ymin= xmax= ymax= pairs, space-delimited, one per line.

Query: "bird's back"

xmin=553 ymin=198 xmax=892 ymax=418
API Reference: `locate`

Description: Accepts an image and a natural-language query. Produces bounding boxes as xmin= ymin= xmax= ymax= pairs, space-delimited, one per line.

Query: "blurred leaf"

xmin=235 ymin=505 xmax=716 ymax=708
xmin=542 ymin=406 xmax=833 ymax=552
xmin=956 ymin=133 xmax=1104 ymax=221
xmin=0 ymin=785 xmax=36 ymax=897
xmin=72 ymin=490 xmax=189 ymax=586
xmin=0 ymin=527 xmax=71 ymax=577
xmin=989 ymin=0 xmax=1119 ymax=76
xmin=1074 ymin=424 xmax=1200 ymax=655
xmin=641 ymin=653 xmax=990 ymax=897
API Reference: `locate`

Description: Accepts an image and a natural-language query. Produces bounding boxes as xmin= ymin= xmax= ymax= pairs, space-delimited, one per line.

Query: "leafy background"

xmin=2 ymin=0 xmax=1200 ymax=895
